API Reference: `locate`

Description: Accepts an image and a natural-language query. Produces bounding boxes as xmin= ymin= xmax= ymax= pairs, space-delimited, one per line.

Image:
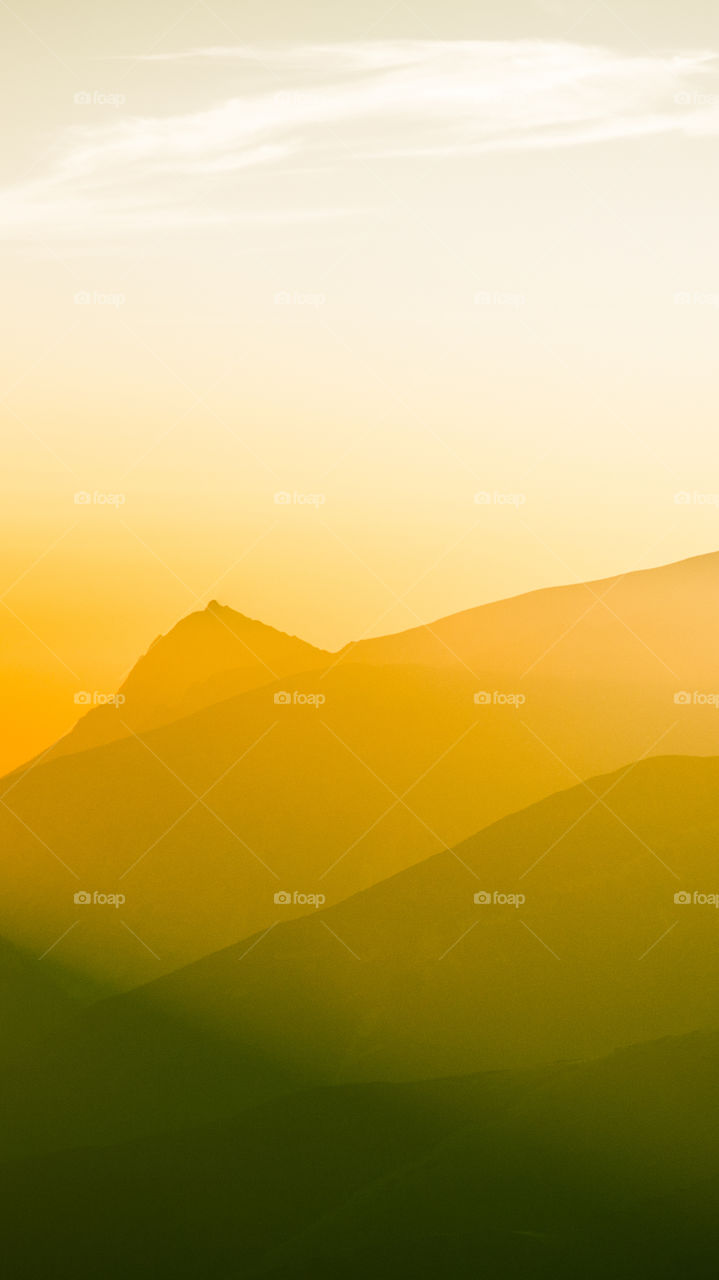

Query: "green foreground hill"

xmin=2 ymin=753 xmax=719 ymax=1157
xmin=1 ymin=1029 xmax=718 ymax=1278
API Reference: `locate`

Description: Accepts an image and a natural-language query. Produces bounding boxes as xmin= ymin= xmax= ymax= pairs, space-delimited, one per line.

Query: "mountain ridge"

xmin=3 ymin=751 xmax=719 ymax=1156
xmin=31 ymin=547 xmax=719 ymax=770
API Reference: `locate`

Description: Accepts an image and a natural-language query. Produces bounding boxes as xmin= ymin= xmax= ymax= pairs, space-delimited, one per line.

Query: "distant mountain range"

xmin=3 ymin=751 xmax=719 ymax=1159
xmin=4 ymin=550 xmax=719 ymax=1277
xmin=1 ymin=551 xmax=718 ymax=995
xmin=36 ymin=549 xmax=719 ymax=764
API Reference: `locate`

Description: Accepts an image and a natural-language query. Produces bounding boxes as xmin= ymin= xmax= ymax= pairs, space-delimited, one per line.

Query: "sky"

xmin=1 ymin=0 xmax=719 ymax=771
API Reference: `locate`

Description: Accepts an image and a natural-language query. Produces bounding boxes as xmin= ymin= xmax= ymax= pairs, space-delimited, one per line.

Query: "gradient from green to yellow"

xmin=1 ymin=0 xmax=719 ymax=772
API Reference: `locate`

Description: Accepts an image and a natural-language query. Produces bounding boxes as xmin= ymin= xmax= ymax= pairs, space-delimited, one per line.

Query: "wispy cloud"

xmin=2 ymin=40 xmax=718 ymax=239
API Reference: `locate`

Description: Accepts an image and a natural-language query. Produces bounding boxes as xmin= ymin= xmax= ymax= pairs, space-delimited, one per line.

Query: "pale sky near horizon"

xmin=1 ymin=0 xmax=719 ymax=771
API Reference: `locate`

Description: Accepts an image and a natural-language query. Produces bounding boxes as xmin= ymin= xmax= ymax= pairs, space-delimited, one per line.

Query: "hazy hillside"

xmin=258 ymin=1030 xmax=719 ymax=1279
xmin=45 ymin=601 xmax=332 ymax=761
xmin=0 ymin=934 xmax=77 ymax=1061
xmin=35 ymin=551 xmax=719 ymax=770
xmin=3 ymin=753 xmax=719 ymax=1156
xmin=2 ymin=557 xmax=719 ymax=994
xmin=340 ymin=550 xmax=719 ymax=682
xmin=1 ymin=1030 xmax=718 ymax=1278
xmin=2 ymin=558 xmax=718 ymax=1272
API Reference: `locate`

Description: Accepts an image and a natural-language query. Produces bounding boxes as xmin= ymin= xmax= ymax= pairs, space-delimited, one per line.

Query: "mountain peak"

xmin=46 ymin=597 xmax=332 ymax=763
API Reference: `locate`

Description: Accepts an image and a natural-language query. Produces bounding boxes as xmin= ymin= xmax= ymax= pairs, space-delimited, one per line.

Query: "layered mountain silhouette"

xmin=44 ymin=550 xmax=719 ymax=761
xmin=1 ymin=1029 xmax=718 ymax=1278
xmin=2 ymin=552 xmax=719 ymax=994
xmin=46 ymin=602 xmax=331 ymax=761
xmin=255 ymin=1030 xmax=719 ymax=1279
xmin=4 ymin=551 xmax=719 ymax=1278
xmin=341 ymin=549 xmax=719 ymax=679
xmin=3 ymin=753 xmax=719 ymax=1158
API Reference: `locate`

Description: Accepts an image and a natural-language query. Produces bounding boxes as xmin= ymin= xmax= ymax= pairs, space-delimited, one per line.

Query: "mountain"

xmin=3 ymin=753 xmax=719 ymax=1157
xmin=37 ymin=550 xmax=719 ymax=768
xmin=256 ymin=1030 xmax=719 ymax=1279
xmin=1 ymin=1030 xmax=718 ymax=1278
xmin=0 ymin=654 xmax=713 ymax=997
xmin=45 ymin=601 xmax=332 ymax=761
xmin=339 ymin=549 xmax=719 ymax=683
xmin=3 ymin=552 xmax=719 ymax=994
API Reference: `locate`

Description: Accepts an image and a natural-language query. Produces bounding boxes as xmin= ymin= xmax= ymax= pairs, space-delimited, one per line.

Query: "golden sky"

xmin=1 ymin=0 xmax=719 ymax=772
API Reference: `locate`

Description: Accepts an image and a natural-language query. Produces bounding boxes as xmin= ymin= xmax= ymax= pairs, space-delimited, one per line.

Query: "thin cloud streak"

xmin=1 ymin=40 xmax=718 ymax=238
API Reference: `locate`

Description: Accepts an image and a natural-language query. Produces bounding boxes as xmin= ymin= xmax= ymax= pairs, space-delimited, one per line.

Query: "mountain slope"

xmin=3 ymin=753 xmax=719 ymax=1156
xmin=36 ymin=550 xmax=719 ymax=768
xmin=0 ymin=934 xmax=78 ymax=1061
xmin=1 ymin=1031 xmax=719 ymax=1278
xmin=46 ymin=601 xmax=331 ymax=761
xmin=340 ymin=549 xmax=719 ymax=682
xmin=3 ymin=550 xmax=719 ymax=994
xmin=257 ymin=1030 xmax=719 ymax=1280
xmin=2 ymin=649 xmax=717 ymax=995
